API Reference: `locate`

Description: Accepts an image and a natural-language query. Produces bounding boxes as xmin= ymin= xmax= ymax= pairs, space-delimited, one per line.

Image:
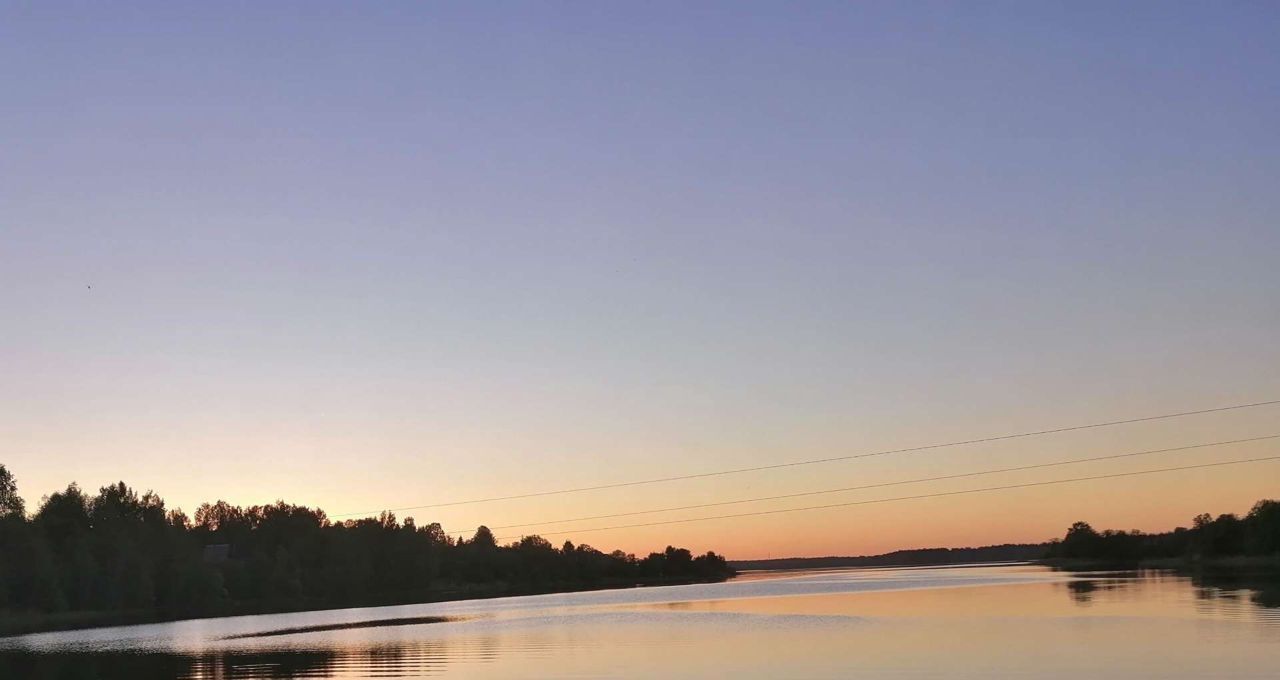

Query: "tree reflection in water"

xmin=1059 ymin=566 xmax=1280 ymax=615
xmin=0 ymin=640 xmax=472 ymax=680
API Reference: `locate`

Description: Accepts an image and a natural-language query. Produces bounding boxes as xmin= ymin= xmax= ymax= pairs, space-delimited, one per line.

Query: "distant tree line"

xmin=733 ymin=498 xmax=1280 ymax=572
xmin=0 ymin=465 xmax=733 ymax=634
xmin=730 ymin=543 xmax=1048 ymax=571
xmin=1046 ymin=499 xmax=1280 ymax=562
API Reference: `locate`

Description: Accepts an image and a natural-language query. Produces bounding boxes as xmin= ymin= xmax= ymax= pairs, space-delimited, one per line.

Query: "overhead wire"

xmin=491 ymin=452 xmax=1280 ymax=541
xmin=331 ymin=399 xmax=1279 ymax=518
xmin=462 ymin=434 xmax=1277 ymax=535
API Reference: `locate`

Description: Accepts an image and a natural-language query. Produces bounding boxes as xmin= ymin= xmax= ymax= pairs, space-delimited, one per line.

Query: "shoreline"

xmin=0 ymin=574 xmax=733 ymax=639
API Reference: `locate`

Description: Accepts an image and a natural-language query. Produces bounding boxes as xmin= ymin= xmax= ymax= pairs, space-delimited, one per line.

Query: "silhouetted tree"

xmin=1047 ymin=501 xmax=1280 ymax=562
xmin=1058 ymin=521 xmax=1102 ymax=558
xmin=0 ymin=464 xmax=23 ymax=518
xmin=1245 ymin=500 xmax=1280 ymax=555
xmin=471 ymin=525 xmax=496 ymax=548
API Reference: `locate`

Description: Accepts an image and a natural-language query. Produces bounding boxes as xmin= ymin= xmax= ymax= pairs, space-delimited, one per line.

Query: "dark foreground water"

xmin=2 ymin=564 xmax=1277 ymax=679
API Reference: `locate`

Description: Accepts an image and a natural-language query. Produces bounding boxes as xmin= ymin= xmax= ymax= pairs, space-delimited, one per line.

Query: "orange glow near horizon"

xmin=11 ymin=404 xmax=1273 ymax=562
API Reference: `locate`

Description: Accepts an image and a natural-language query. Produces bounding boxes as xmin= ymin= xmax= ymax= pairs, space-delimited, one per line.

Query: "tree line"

xmin=0 ymin=465 xmax=733 ymax=634
xmin=1046 ymin=498 xmax=1280 ymax=562
xmin=729 ymin=543 xmax=1048 ymax=571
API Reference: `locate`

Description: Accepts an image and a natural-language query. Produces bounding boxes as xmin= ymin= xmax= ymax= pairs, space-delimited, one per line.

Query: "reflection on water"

xmin=1055 ymin=566 xmax=1280 ymax=625
xmin=2 ymin=564 xmax=1277 ymax=679
xmin=0 ymin=649 xmax=341 ymax=679
xmin=1 ymin=640 xmax=502 ymax=679
xmin=1063 ymin=575 xmax=1128 ymax=604
xmin=1195 ymin=568 xmax=1280 ymax=612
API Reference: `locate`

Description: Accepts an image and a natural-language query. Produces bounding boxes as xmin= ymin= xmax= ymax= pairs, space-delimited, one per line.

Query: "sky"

xmin=2 ymin=2 xmax=1278 ymax=559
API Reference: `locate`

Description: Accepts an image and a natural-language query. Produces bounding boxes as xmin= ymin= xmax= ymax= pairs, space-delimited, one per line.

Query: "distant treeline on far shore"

xmin=730 ymin=543 xmax=1047 ymax=571
xmin=733 ymin=498 xmax=1280 ymax=571
xmin=0 ymin=465 xmax=733 ymax=636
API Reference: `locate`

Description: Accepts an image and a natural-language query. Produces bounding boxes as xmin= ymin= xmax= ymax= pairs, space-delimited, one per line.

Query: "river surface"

xmin=2 ymin=563 xmax=1277 ymax=678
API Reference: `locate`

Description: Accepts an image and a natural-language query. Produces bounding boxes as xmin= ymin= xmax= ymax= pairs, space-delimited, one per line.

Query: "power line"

xmin=331 ymin=399 xmax=1279 ymax=518
xmin=492 ymin=452 xmax=1280 ymax=541
xmin=468 ymin=434 xmax=1277 ymax=534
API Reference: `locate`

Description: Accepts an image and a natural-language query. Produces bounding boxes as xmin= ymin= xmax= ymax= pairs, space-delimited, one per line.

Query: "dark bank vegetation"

xmin=1044 ymin=498 xmax=1280 ymax=565
xmin=0 ymin=465 xmax=733 ymax=636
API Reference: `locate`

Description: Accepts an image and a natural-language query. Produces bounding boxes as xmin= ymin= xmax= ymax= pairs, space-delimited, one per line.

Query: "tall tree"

xmin=0 ymin=464 xmax=23 ymax=518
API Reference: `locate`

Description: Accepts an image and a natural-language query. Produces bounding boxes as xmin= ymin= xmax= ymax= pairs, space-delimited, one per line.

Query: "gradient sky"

xmin=3 ymin=2 xmax=1278 ymax=559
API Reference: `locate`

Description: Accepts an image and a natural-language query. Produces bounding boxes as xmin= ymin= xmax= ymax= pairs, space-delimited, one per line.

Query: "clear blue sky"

xmin=3 ymin=2 xmax=1278 ymax=556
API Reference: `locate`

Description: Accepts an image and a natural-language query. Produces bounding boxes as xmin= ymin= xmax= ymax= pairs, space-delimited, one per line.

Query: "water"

xmin=2 ymin=563 xmax=1277 ymax=678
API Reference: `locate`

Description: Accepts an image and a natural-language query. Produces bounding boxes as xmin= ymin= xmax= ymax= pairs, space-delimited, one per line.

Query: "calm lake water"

xmin=2 ymin=563 xmax=1277 ymax=678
